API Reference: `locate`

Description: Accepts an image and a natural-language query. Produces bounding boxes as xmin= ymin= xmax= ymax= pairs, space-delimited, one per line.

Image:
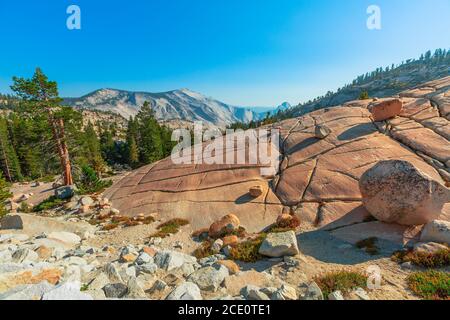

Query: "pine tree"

xmin=0 ymin=117 xmax=23 ymax=181
xmin=81 ymin=121 xmax=106 ymax=174
xmin=11 ymin=68 xmax=74 ymax=185
xmin=0 ymin=171 xmax=11 ymax=217
xmin=135 ymin=102 xmax=163 ymax=164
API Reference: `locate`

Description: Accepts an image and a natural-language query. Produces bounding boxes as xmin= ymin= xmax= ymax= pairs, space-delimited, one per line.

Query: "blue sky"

xmin=0 ymin=0 xmax=449 ymax=107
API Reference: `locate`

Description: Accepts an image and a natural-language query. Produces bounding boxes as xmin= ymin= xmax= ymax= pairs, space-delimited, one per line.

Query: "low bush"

xmin=33 ymin=196 xmax=64 ymax=212
xmin=193 ymin=241 xmax=215 ymax=259
xmin=407 ymin=270 xmax=449 ymax=300
xmin=76 ymin=165 xmax=112 ymax=195
xmin=149 ymin=218 xmax=189 ymax=238
xmin=314 ymin=271 xmax=368 ymax=299
xmin=229 ymin=233 xmax=266 ymax=263
xmin=392 ymin=247 xmax=450 ymax=268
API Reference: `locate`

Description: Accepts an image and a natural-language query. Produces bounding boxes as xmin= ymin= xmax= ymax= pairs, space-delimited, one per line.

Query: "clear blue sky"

xmin=0 ymin=0 xmax=449 ymax=107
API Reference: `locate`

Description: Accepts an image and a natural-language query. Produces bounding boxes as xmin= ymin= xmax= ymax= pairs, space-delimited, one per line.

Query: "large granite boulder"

xmin=359 ymin=160 xmax=450 ymax=225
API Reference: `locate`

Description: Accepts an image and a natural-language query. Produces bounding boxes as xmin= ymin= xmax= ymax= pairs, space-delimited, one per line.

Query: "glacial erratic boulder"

xmin=258 ymin=231 xmax=299 ymax=257
xmin=369 ymin=99 xmax=403 ymax=121
xmin=359 ymin=160 xmax=450 ymax=226
xmin=208 ymin=214 xmax=240 ymax=238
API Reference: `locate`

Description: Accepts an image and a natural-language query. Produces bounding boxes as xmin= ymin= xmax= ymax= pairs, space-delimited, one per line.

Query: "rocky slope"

xmin=64 ymin=88 xmax=262 ymax=127
xmin=0 ymin=76 xmax=449 ymax=301
xmin=286 ymin=53 xmax=450 ymax=117
xmin=105 ymin=76 xmax=450 ymax=242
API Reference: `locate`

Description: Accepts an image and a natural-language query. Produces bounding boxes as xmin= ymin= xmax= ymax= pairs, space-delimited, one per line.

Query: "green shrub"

xmin=33 ymin=196 xmax=64 ymax=212
xmin=0 ymin=172 xmax=11 ymax=218
xmin=314 ymin=271 xmax=368 ymax=299
xmin=19 ymin=202 xmax=32 ymax=213
xmin=76 ymin=165 xmax=112 ymax=195
xmin=359 ymin=91 xmax=370 ymax=100
xmin=149 ymin=218 xmax=189 ymax=238
xmin=407 ymin=271 xmax=449 ymax=300
xmin=193 ymin=241 xmax=215 ymax=259
xmin=229 ymin=234 xmax=266 ymax=263
xmin=392 ymin=247 xmax=449 ymax=268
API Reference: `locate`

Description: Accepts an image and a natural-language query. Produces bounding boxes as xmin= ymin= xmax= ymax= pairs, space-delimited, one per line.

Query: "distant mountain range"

xmin=63 ymin=88 xmax=267 ymax=127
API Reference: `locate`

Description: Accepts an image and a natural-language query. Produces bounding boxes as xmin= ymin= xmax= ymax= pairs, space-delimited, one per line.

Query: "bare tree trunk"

xmin=48 ymin=115 xmax=73 ymax=186
xmin=57 ymin=118 xmax=73 ymax=185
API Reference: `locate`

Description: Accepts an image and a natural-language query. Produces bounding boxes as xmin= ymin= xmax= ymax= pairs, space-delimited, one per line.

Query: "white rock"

xmin=301 ymin=282 xmax=324 ymax=300
xmin=414 ymin=242 xmax=448 ymax=254
xmin=48 ymin=232 xmax=81 ymax=245
xmin=42 ymin=282 xmax=93 ymax=300
xmin=272 ymin=284 xmax=297 ymax=300
xmin=154 ymin=250 xmax=197 ymax=271
xmin=188 ymin=264 xmax=229 ymax=292
xmin=349 ymin=287 xmax=370 ymax=300
xmin=12 ymin=248 xmax=38 ymax=263
xmin=328 ymin=290 xmax=345 ymax=300
xmin=104 ymin=263 xmax=123 ymax=283
xmin=211 ymin=239 xmax=224 ymax=253
xmin=88 ymin=272 xmax=110 ymax=290
xmin=259 ymin=231 xmax=299 ymax=258
xmin=420 ymin=220 xmax=450 ymax=245
xmin=125 ymin=276 xmax=147 ymax=299
xmin=166 ymin=282 xmax=203 ymax=300
xmin=135 ymin=252 xmax=153 ymax=265
xmin=79 ymin=196 xmax=94 ymax=206
xmin=242 ymin=285 xmax=270 ymax=300
xmin=0 ymin=281 xmax=54 ymax=300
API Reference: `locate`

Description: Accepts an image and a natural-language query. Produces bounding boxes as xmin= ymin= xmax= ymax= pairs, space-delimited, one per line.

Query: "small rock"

xmin=314 ymin=125 xmax=331 ymax=139
xmin=79 ymin=196 xmax=94 ymax=206
xmin=249 ymin=186 xmax=263 ymax=198
xmin=348 ymin=287 xmax=370 ymax=300
xmin=188 ymin=264 xmax=229 ymax=292
xmin=12 ymin=248 xmax=39 ymax=263
xmin=103 ymin=283 xmax=128 ymax=298
xmin=216 ymin=260 xmax=240 ymax=275
xmin=154 ymin=250 xmax=197 ymax=271
xmin=211 ymin=239 xmax=224 ymax=253
xmin=137 ymin=262 xmax=158 ymax=275
xmin=47 ymin=231 xmax=81 ymax=245
xmin=149 ymin=279 xmax=167 ymax=293
xmin=166 ymin=282 xmax=203 ymax=300
xmin=209 ymin=214 xmax=240 ymax=238
xmin=328 ymin=290 xmax=345 ymax=300
xmin=259 ymin=231 xmax=299 ymax=258
xmin=135 ymin=252 xmax=153 ymax=265
xmin=420 ymin=220 xmax=450 ymax=245
xmin=414 ymin=242 xmax=448 ymax=254
xmin=104 ymin=263 xmax=124 ymax=283
xmin=110 ymin=208 xmax=120 ymax=216
xmin=54 ymin=185 xmax=76 ymax=200
xmin=125 ymin=276 xmax=147 ymax=299
xmin=272 ymin=284 xmax=297 ymax=300
xmin=120 ymin=253 xmax=137 ymax=263
xmin=88 ymin=272 xmax=110 ymax=290
xmin=142 ymin=246 xmax=157 ymax=257
xmin=242 ymin=285 xmax=270 ymax=300
xmin=301 ymin=282 xmax=324 ymax=300
xmin=222 ymin=235 xmax=239 ymax=247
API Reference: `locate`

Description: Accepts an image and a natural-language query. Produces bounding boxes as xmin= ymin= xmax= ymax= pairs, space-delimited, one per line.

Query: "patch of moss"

xmin=407 ymin=270 xmax=449 ymax=300
xmin=33 ymin=196 xmax=65 ymax=212
xmin=149 ymin=218 xmax=189 ymax=238
xmin=229 ymin=233 xmax=266 ymax=263
xmin=314 ymin=271 xmax=368 ymax=299
xmin=356 ymin=237 xmax=380 ymax=255
xmin=193 ymin=241 xmax=215 ymax=259
xmin=392 ymin=247 xmax=450 ymax=268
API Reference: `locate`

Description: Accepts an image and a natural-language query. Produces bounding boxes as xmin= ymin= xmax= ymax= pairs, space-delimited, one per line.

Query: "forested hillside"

xmin=282 ymin=48 xmax=450 ymax=118
xmin=0 ymin=69 xmax=174 ymax=184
